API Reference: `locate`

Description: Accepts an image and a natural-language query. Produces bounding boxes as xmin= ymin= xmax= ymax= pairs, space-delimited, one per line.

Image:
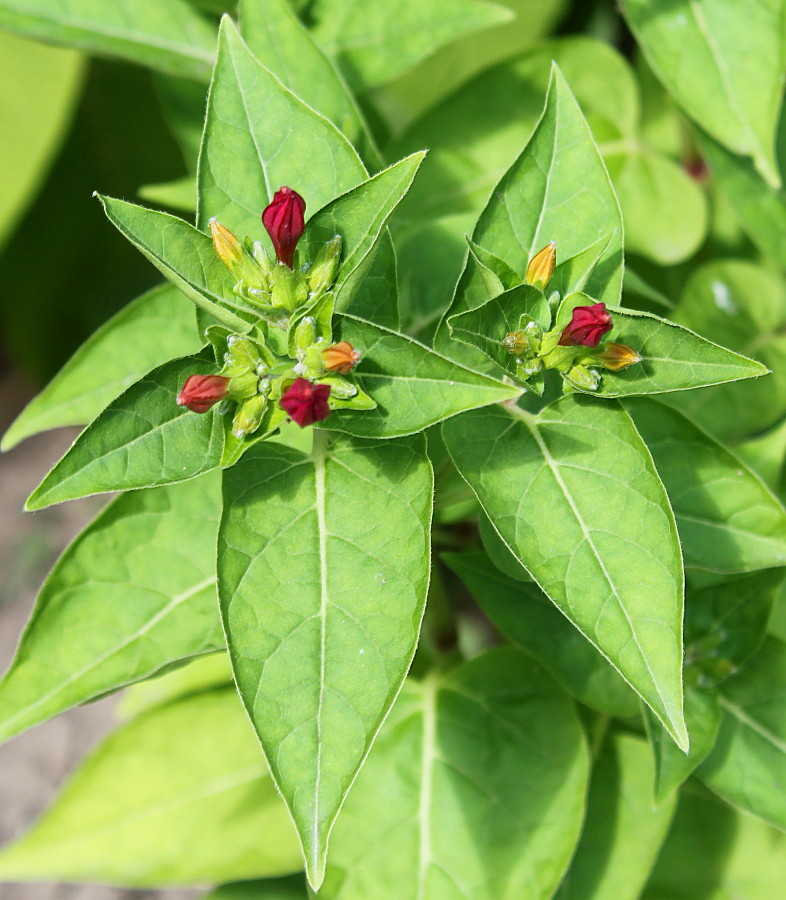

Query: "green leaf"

xmin=443 ymin=551 xmax=639 ymax=717
xmin=644 ymin=785 xmax=786 ymax=900
xmin=556 ymin=733 xmax=677 ymax=900
xmin=204 ymin=876 xmax=307 ymax=899
xmin=219 ymin=432 xmax=433 ymax=888
xmin=437 ymin=65 xmax=623 ymax=355
xmin=323 ymin=315 xmax=520 ymax=439
xmin=2 ymin=284 xmax=202 ymax=451
xmin=307 ymin=0 xmax=513 ymax=91
xmin=0 ymin=32 xmax=82 ymax=248
xmin=319 ymin=650 xmax=589 ymax=900
xmin=26 ymin=351 xmax=223 ymax=510
xmin=0 ymin=475 xmax=222 ymax=743
xmin=669 ymin=260 xmax=786 ymax=442
xmin=699 ymin=636 xmax=786 ymax=831
xmin=239 ymin=0 xmax=381 ymax=169
xmin=442 ymin=397 xmax=688 ymax=748
xmin=644 ymin=687 xmax=721 ymax=804
xmin=625 ymin=399 xmax=786 ymax=573
xmin=0 ymin=0 xmax=218 ymax=80
xmin=98 ymin=195 xmax=251 ymax=331
xmin=621 ymin=0 xmax=786 ymax=186
xmin=0 ymin=688 xmax=301 ymax=886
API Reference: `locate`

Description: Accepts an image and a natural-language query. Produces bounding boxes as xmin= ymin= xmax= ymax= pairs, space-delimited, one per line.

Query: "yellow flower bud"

xmin=525 ymin=241 xmax=556 ymax=290
xmin=209 ymin=219 xmax=243 ymax=271
xmin=596 ymin=343 xmax=641 ymax=372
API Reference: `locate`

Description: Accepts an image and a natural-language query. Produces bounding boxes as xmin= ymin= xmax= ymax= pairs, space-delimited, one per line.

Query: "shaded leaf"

xmin=203 ymin=875 xmax=306 ymax=899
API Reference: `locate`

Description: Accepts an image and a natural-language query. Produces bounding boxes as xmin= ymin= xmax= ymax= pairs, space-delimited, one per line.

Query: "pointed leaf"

xmin=2 ymin=284 xmax=201 ymax=450
xmin=26 ymin=351 xmax=223 ymax=510
xmin=443 ymin=397 xmax=687 ymax=748
xmin=625 ymin=399 xmax=786 ymax=573
xmin=0 ymin=688 xmax=301 ymax=886
xmin=324 ymin=315 xmax=520 ymax=439
xmin=621 ymin=0 xmax=786 ymax=186
xmin=0 ymin=475 xmax=223 ymax=743
xmin=443 ymin=551 xmax=639 ymax=717
xmin=556 ymin=734 xmax=677 ymax=900
xmin=0 ymin=0 xmax=217 ymax=79
xmin=219 ymin=433 xmax=433 ymax=887
xmin=319 ymin=650 xmax=589 ymax=900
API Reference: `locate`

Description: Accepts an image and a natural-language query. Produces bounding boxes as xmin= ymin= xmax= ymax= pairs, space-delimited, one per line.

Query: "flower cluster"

xmin=501 ymin=242 xmax=641 ymax=393
xmin=177 ymin=187 xmax=374 ymax=436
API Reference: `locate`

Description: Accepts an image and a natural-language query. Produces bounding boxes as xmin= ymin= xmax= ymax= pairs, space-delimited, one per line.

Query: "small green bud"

xmin=226 ymin=335 xmax=262 ymax=370
xmin=232 ymin=393 xmax=268 ymax=438
xmin=251 ymin=240 xmax=274 ymax=282
xmin=294 ymin=316 xmax=317 ymax=353
xmin=320 ymin=374 xmax=357 ymax=400
xmin=563 ymin=364 xmax=600 ymax=392
xmin=227 ymin=370 xmax=260 ymax=400
xmin=307 ymin=235 xmax=342 ymax=294
xmin=503 ymin=331 xmax=529 ymax=356
xmin=271 ymin=263 xmax=309 ymax=312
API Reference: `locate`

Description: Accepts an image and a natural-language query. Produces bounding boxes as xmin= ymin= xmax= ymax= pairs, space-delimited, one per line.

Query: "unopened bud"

xmin=322 ymin=341 xmax=360 ymax=374
xmin=262 ymin=186 xmax=306 ymax=268
xmin=307 ymin=236 xmax=342 ymax=294
xmin=226 ymin=335 xmax=262 ymax=370
xmin=525 ymin=242 xmax=556 ymax=290
xmin=503 ymin=331 xmax=529 ymax=355
xmin=596 ymin=343 xmax=641 ymax=371
xmin=210 ymin=220 xmax=242 ymax=271
xmin=559 ymin=303 xmax=613 ymax=348
xmin=564 ymin=364 xmax=600 ymax=392
xmin=294 ymin=316 xmax=317 ymax=353
xmin=280 ymin=378 xmax=331 ymax=427
xmin=232 ymin=393 xmax=268 ymax=438
xmin=177 ymin=374 xmax=229 ymax=413
xmin=271 ymin=263 xmax=308 ymax=312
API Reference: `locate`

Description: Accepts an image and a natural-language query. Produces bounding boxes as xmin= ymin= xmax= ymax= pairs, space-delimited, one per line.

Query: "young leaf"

xmin=0 ymin=688 xmax=301 ymax=886
xmin=318 ymin=650 xmax=589 ymax=900
xmin=0 ymin=0 xmax=218 ymax=80
xmin=239 ymin=0 xmax=381 ymax=169
xmin=323 ymin=314 xmax=520 ymax=439
xmin=555 ymin=734 xmax=677 ymax=900
xmin=219 ymin=433 xmax=433 ymax=888
xmin=443 ymin=551 xmax=639 ymax=717
xmin=443 ymin=397 xmax=688 ymax=749
xmin=699 ymin=636 xmax=786 ymax=831
xmin=438 ymin=64 xmax=623 ymax=354
xmin=2 ymin=284 xmax=202 ymax=451
xmin=625 ymin=399 xmax=786 ymax=573
xmin=0 ymin=474 xmax=223 ymax=744
xmin=98 ymin=196 xmax=251 ymax=332
xmin=26 ymin=351 xmax=224 ymax=510
xmin=621 ymin=0 xmax=785 ymax=186
xmin=306 ymin=0 xmax=513 ymax=91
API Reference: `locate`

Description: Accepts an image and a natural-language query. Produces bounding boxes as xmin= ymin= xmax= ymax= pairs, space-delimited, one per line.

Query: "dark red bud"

xmin=279 ymin=377 xmax=331 ymax=427
xmin=559 ymin=303 xmax=613 ymax=348
xmin=177 ymin=374 xmax=230 ymax=413
xmin=262 ymin=186 xmax=306 ymax=268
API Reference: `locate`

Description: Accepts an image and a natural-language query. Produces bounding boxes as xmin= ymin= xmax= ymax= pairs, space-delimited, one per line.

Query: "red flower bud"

xmin=176 ymin=374 xmax=230 ymax=413
xmin=262 ymin=186 xmax=306 ymax=268
xmin=559 ymin=303 xmax=613 ymax=348
xmin=279 ymin=378 xmax=331 ymax=427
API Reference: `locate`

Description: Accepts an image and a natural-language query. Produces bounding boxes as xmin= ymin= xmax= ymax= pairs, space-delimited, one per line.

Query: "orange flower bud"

xmin=596 ymin=343 xmax=641 ymax=371
xmin=525 ymin=241 xmax=556 ymax=290
xmin=321 ymin=341 xmax=360 ymax=374
xmin=209 ymin=219 xmax=242 ymax=271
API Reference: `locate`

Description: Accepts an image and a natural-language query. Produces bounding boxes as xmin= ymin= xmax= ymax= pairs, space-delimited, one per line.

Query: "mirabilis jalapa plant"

xmin=2 ymin=6 xmax=786 ymax=899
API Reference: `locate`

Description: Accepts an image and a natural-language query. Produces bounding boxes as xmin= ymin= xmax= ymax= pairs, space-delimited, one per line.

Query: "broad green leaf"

xmin=670 ymin=261 xmax=786 ymax=441
xmin=699 ymin=636 xmax=786 ymax=831
xmin=622 ymin=0 xmax=786 ymax=186
xmin=478 ymin=513 xmax=531 ymax=581
xmin=437 ymin=66 xmax=623 ymax=355
xmin=646 ymin=687 xmax=721 ymax=804
xmin=0 ymin=32 xmax=82 ymax=248
xmin=324 ymin=315 xmax=520 ymax=439
xmin=26 ymin=351 xmax=223 ymax=510
xmin=0 ymin=0 xmax=218 ymax=80
xmin=239 ymin=0 xmax=381 ymax=168
xmin=443 ymin=551 xmax=639 ymax=717
xmin=2 ymin=284 xmax=202 ymax=451
xmin=736 ymin=417 xmax=786 ymax=492
xmin=98 ymin=195 xmax=251 ymax=332
xmin=574 ymin=303 xmax=767 ymax=399
xmin=204 ymin=876 xmax=306 ymax=899
xmin=297 ymin=153 xmax=426 ymax=327
xmin=442 ymin=397 xmax=688 ymax=748
xmin=219 ymin=433 xmax=433 ymax=888
xmin=556 ymin=733 xmax=677 ymax=900
xmin=307 ymin=0 xmax=513 ymax=91
xmin=0 ymin=688 xmax=301 ymax=886
xmin=0 ymin=475 xmax=223 ymax=743
xmin=625 ymin=399 xmax=786 ymax=573
xmin=319 ymin=650 xmax=589 ymax=900
xmin=644 ymin=785 xmax=786 ymax=900
xmin=699 ymin=130 xmax=786 ymax=268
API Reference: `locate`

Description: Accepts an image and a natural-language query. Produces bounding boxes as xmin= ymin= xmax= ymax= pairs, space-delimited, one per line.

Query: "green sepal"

xmin=288 ymin=292 xmax=335 ymax=357
xmin=271 ymin=263 xmax=308 ymax=312
xmin=306 ymin=235 xmax=342 ymax=295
